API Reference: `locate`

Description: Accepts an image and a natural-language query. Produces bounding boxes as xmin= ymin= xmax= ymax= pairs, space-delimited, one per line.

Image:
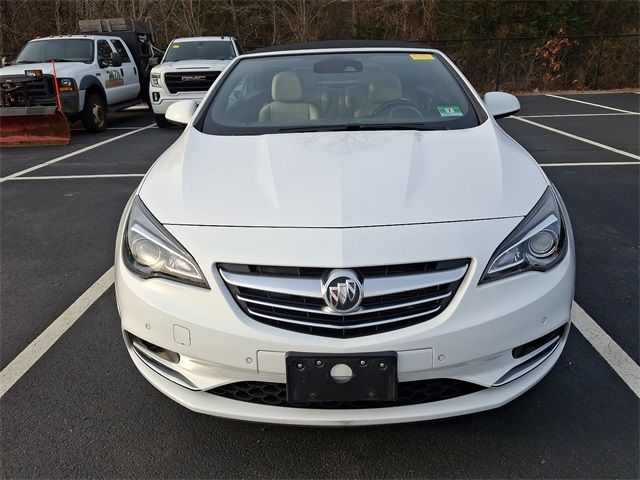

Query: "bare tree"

xmin=275 ymin=0 xmax=339 ymax=42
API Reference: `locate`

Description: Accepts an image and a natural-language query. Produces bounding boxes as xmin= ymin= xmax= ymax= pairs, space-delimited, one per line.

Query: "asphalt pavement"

xmin=0 ymin=92 xmax=638 ymax=479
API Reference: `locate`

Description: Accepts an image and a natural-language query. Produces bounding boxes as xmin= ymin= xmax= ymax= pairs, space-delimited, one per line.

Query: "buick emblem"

xmin=322 ymin=269 xmax=363 ymax=313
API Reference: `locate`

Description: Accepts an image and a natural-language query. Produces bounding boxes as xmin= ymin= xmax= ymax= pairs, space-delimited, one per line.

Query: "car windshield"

xmin=164 ymin=41 xmax=235 ymax=62
xmin=200 ymin=52 xmax=481 ymax=136
xmin=15 ymin=39 xmax=94 ymax=64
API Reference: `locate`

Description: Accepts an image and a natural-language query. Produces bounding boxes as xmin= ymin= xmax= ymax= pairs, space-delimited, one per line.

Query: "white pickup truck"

xmin=0 ymin=19 xmax=157 ymax=132
xmin=148 ymin=36 xmax=242 ymax=127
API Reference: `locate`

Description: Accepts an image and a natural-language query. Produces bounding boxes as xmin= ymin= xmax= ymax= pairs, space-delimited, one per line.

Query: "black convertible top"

xmin=250 ymin=40 xmax=429 ymax=54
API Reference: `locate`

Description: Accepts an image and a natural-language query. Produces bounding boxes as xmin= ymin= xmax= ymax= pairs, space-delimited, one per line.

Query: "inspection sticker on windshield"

xmin=410 ymin=53 xmax=434 ymax=60
xmin=437 ymin=106 xmax=464 ymax=117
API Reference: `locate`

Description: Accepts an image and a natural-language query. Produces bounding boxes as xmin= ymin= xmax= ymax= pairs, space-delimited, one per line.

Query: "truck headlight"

xmin=479 ymin=186 xmax=569 ymax=284
xmin=123 ymin=197 xmax=209 ymax=288
xmin=150 ymin=72 xmax=161 ymax=87
xmin=57 ymin=78 xmax=77 ymax=92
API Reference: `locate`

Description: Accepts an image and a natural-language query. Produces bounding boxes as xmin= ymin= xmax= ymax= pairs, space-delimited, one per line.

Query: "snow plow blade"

xmin=0 ymin=106 xmax=70 ymax=147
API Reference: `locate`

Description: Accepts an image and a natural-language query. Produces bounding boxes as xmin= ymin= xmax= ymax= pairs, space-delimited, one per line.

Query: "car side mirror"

xmin=148 ymin=57 xmax=160 ymax=67
xmin=484 ymin=92 xmax=520 ymax=119
xmin=165 ymin=100 xmax=198 ymax=126
xmin=110 ymin=52 xmax=123 ymax=67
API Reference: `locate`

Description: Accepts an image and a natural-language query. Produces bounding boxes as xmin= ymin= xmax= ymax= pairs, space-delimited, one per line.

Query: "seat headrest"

xmin=345 ymin=85 xmax=367 ymax=111
xmin=368 ymin=74 xmax=401 ymax=103
xmin=272 ymin=71 xmax=302 ymax=102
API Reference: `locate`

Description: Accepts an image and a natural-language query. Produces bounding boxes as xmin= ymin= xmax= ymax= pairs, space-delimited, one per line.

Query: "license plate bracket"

xmin=286 ymin=352 xmax=397 ymax=403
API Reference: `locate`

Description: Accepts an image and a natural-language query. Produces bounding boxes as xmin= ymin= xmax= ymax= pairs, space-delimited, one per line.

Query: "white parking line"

xmin=0 ymin=123 xmax=155 ymax=183
xmin=0 ymin=268 xmax=638 ymax=399
xmin=0 ymin=267 xmax=114 ymax=399
xmin=545 ymin=94 xmax=639 ymax=114
xmin=8 ymin=174 xmax=145 ymax=180
xmin=520 ymin=113 xmax=636 ymax=118
xmin=541 ymin=161 xmax=640 ymax=167
xmin=571 ymin=302 xmax=640 ymax=397
xmin=512 ymin=117 xmax=640 ymax=160
xmin=6 ymin=167 xmax=638 ymax=182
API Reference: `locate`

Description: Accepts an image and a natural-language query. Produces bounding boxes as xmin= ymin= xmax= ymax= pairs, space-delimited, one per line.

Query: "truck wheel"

xmin=81 ymin=94 xmax=107 ymax=132
xmin=154 ymin=114 xmax=173 ymax=128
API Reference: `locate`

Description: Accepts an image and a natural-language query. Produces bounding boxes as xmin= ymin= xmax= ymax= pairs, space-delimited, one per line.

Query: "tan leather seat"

xmin=355 ymin=73 xmax=402 ymax=118
xmin=345 ymin=85 xmax=368 ymax=116
xmin=259 ymin=71 xmax=320 ymax=122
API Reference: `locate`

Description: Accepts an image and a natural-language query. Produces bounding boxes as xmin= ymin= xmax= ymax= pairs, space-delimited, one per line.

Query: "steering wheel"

xmin=372 ymin=98 xmax=423 ymax=118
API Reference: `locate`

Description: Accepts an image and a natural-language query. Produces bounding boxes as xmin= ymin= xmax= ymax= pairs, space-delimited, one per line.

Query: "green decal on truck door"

xmin=106 ymin=70 xmax=124 ymax=88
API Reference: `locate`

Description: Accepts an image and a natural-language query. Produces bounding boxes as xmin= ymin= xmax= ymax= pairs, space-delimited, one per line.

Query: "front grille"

xmin=209 ymin=379 xmax=483 ymax=409
xmin=25 ymin=75 xmax=55 ymax=100
xmin=218 ymin=259 xmax=468 ymax=338
xmin=0 ymin=74 xmax=56 ymax=106
xmin=164 ymin=71 xmax=220 ymax=94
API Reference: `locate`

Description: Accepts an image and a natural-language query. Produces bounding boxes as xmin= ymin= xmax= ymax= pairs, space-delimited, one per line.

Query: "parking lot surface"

xmin=1 ymin=93 xmax=638 ymax=479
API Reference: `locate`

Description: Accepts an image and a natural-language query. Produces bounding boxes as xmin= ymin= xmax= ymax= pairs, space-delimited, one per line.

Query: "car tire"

xmin=155 ymin=114 xmax=173 ymax=128
xmin=81 ymin=94 xmax=107 ymax=132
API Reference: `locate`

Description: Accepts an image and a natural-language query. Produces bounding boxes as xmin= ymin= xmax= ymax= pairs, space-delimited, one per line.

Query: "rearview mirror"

xmin=484 ymin=92 xmax=520 ymax=119
xmin=148 ymin=57 xmax=160 ymax=67
xmin=110 ymin=52 xmax=123 ymax=67
xmin=165 ymin=100 xmax=197 ymax=126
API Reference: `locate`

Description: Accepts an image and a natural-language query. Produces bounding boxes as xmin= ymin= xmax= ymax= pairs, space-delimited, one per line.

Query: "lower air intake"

xmin=209 ymin=379 xmax=483 ymax=409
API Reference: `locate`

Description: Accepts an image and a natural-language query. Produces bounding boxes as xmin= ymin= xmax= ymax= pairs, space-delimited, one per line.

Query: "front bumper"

xmin=115 ymin=204 xmax=575 ymax=425
xmin=126 ymin=326 xmax=568 ymax=426
xmin=60 ymin=91 xmax=81 ymax=115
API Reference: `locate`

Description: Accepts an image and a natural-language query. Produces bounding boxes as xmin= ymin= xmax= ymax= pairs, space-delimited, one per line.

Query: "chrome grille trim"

xmin=220 ymin=265 xmax=467 ymax=299
xmin=220 ymin=270 xmax=322 ymax=297
xmin=218 ymin=259 xmax=469 ymax=337
xmin=236 ymin=290 xmax=451 ymax=316
xmin=364 ymin=265 xmax=467 ymax=296
xmin=246 ymin=306 xmax=441 ymax=330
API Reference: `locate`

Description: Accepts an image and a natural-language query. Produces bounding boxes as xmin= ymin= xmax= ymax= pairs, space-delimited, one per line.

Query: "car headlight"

xmin=123 ymin=197 xmax=209 ymax=288
xmin=150 ymin=72 xmax=161 ymax=87
xmin=479 ymin=186 xmax=568 ymax=284
xmin=57 ymin=77 xmax=77 ymax=92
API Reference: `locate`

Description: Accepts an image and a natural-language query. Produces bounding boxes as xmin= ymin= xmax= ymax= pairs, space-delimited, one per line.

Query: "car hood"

xmin=153 ymin=59 xmax=231 ymax=74
xmin=140 ymin=120 xmax=548 ymax=228
xmin=0 ymin=62 xmax=87 ymax=77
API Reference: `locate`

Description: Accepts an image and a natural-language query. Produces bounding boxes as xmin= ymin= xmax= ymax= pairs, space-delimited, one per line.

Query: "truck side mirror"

xmin=110 ymin=52 xmax=123 ymax=68
xmin=148 ymin=57 xmax=160 ymax=67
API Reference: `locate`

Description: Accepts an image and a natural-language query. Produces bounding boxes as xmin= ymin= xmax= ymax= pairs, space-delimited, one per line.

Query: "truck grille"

xmin=209 ymin=378 xmax=483 ymax=409
xmin=0 ymin=74 xmax=56 ymax=107
xmin=25 ymin=75 xmax=56 ymax=101
xmin=163 ymin=71 xmax=220 ymax=94
xmin=218 ymin=260 xmax=468 ymax=338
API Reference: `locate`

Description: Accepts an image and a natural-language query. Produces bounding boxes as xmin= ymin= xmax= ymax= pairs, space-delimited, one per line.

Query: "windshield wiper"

xmin=276 ymin=123 xmax=449 ymax=133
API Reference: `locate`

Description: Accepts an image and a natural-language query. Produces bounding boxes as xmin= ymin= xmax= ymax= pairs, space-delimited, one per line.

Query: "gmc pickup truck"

xmin=148 ymin=36 xmax=242 ymax=127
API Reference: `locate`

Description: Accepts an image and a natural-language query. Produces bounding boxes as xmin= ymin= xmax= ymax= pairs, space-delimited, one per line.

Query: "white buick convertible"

xmin=115 ymin=41 xmax=575 ymax=426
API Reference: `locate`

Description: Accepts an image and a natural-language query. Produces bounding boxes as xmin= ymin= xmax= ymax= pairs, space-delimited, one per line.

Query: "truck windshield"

xmin=199 ymin=52 xmax=482 ymax=136
xmin=163 ymin=41 xmax=235 ymax=62
xmin=15 ymin=39 xmax=94 ymax=64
